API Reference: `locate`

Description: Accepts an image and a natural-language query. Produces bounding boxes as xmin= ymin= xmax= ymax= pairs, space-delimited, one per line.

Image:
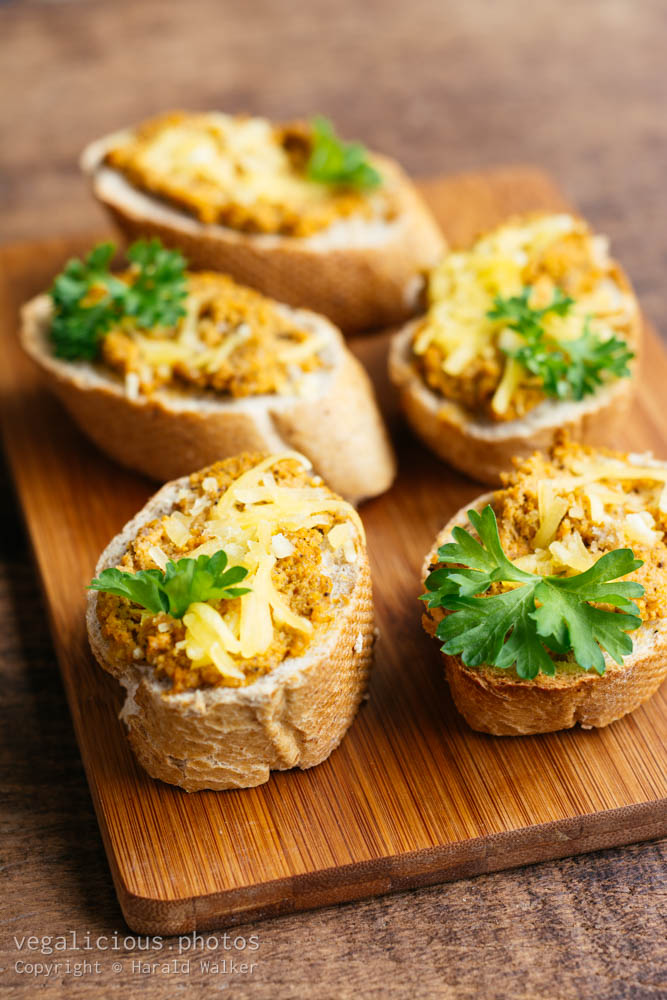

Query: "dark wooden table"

xmin=1 ymin=1 xmax=666 ymax=997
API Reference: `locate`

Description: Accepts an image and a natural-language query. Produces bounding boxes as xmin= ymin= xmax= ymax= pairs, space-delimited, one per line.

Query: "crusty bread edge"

xmin=86 ymin=470 xmax=376 ymax=791
xmin=421 ymin=493 xmax=667 ymax=735
xmin=389 ymin=320 xmax=640 ymax=486
xmin=81 ymin=135 xmax=446 ymax=333
xmin=20 ymin=295 xmax=396 ymax=504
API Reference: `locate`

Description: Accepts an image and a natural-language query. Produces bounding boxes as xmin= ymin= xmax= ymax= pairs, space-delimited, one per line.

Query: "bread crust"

xmin=422 ymin=495 xmax=667 ymax=735
xmin=81 ymin=137 xmax=446 ymax=333
xmin=20 ymin=295 xmax=396 ymax=504
xmin=389 ymin=320 xmax=639 ymax=486
xmin=86 ymin=470 xmax=376 ymax=791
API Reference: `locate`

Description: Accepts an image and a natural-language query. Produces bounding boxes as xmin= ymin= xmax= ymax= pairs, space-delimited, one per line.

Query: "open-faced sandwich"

xmin=80 ymin=111 xmax=445 ymax=332
xmin=421 ymin=435 xmax=667 ymax=735
xmin=86 ymin=451 xmax=374 ymax=791
xmin=389 ymin=213 xmax=640 ymax=484
xmin=20 ymin=239 xmax=396 ymax=502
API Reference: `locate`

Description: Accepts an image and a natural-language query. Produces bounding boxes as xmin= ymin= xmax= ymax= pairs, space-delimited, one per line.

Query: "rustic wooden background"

xmin=1 ymin=0 xmax=666 ymax=997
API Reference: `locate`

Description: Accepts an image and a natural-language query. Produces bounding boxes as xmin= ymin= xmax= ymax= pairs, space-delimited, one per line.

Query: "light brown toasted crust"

xmin=389 ymin=320 xmax=639 ymax=486
xmin=81 ymin=137 xmax=446 ymax=333
xmin=86 ymin=469 xmax=376 ymax=791
xmin=422 ymin=494 xmax=667 ymax=735
xmin=20 ymin=295 xmax=396 ymax=504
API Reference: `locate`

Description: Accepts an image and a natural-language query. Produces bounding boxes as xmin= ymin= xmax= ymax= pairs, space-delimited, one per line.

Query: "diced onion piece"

xmin=271 ymin=532 xmax=294 ymax=558
xmin=624 ymin=512 xmax=661 ymax=547
xmin=512 ymin=550 xmax=555 ymax=576
xmin=548 ymin=532 xmax=595 ymax=573
xmin=327 ymin=523 xmax=350 ymax=550
xmin=147 ymin=545 xmax=169 ymax=571
xmin=583 ymin=486 xmax=606 ymax=524
xmin=162 ymin=512 xmax=192 ymax=548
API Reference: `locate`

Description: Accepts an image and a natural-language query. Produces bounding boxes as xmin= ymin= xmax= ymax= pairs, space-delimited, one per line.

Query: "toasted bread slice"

xmin=86 ymin=455 xmax=375 ymax=791
xmin=21 ymin=293 xmax=396 ymax=504
xmin=81 ymin=133 xmax=445 ymax=333
xmin=389 ymin=320 xmax=637 ymax=486
xmin=422 ymin=487 xmax=667 ymax=736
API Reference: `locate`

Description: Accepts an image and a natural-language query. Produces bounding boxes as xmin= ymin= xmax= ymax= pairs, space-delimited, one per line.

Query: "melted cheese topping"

xmin=412 ymin=214 xmax=638 ymax=421
xmin=494 ymin=438 xmax=667 ymax=620
xmin=104 ymin=111 xmax=390 ymax=236
xmin=101 ymin=272 xmax=327 ymax=398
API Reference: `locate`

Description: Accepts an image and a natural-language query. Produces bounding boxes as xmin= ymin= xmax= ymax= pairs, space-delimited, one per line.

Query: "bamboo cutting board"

xmin=1 ymin=168 xmax=666 ymax=935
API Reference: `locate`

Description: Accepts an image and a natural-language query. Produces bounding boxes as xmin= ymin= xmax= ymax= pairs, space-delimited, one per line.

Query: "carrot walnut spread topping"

xmin=423 ymin=437 xmax=667 ymax=679
xmin=412 ymin=214 xmax=638 ymax=422
xmin=103 ymin=111 xmax=392 ymax=237
xmin=494 ymin=438 xmax=667 ymax=620
xmin=49 ymin=240 xmax=326 ymax=397
xmin=90 ymin=453 xmax=364 ymax=692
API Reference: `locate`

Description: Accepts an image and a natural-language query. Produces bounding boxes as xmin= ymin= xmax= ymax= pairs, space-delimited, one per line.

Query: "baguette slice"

xmin=21 ymin=294 xmax=396 ymax=505
xmin=86 ymin=459 xmax=375 ymax=791
xmin=81 ymin=134 xmax=446 ymax=333
xmin=422 ymin=494 xmax=667 ymax=736
xmin=389 ymin=320 xmax=638 ymax=486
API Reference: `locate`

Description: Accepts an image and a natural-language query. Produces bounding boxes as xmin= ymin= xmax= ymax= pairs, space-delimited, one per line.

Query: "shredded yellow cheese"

xmin=413 ymin=214 xmax=637 ymax=417
xmin=176 ymin=453 xmax=362 ymax=679
xmin=534 ymin=482 xmax=569 ymax=549
xmin=509 ymin=450 xmax=667 ymax=580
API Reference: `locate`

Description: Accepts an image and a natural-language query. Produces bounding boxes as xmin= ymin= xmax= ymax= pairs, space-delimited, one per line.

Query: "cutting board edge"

xmin=112 ymin=797 xmax=667 ymax=934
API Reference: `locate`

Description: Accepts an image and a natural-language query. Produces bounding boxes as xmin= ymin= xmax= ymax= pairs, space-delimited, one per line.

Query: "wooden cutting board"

xmin=1 ymin=168 xmax=665 ymax=935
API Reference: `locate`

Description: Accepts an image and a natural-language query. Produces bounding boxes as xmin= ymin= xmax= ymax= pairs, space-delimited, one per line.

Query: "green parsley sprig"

xmin=422 ymin=505 xmax=644 ymax=679
xmin=89 ymin=550 xmax=250 ymax=620
xmin=488 ymin=287 xmax=634 ymax=401
xmin=307 ymin=116 xmax=381 ymax=190
xmin=50 ymin=239 xmax=188 ymax=361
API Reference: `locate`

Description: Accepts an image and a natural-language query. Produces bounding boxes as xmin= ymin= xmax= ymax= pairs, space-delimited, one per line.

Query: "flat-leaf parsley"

xmin=50 ymin=239 xmax=188 ymax=361
xmin=307 ymin=116 xmax=381 ymax=190
xmin=488 ymin=286 xmax=634 ymax=401
xmin=422 ymin=505 xmax=644 ymax=678
xmin=89 ymin=550 xmax=250 ymax=620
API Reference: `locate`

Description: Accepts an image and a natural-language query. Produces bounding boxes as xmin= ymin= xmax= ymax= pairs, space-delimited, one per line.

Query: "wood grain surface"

xmin=1 ymin=167 xmax=665 ymax=939
xmin=2 ymin=1 xmax=667 ymax=996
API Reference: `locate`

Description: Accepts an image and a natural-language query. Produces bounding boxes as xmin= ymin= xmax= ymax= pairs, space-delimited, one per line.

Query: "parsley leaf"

xmin=50 ymin=239 xmax=188 ymax=361
xmin=307 ymin=116 xmax=381 ymax=190
xmin=422 ymin=505 xmax=644 ymax=678
xmin=123 ymin=240 xmax=188 ymax=329
xmin=88 ymin=549 xmax=250 ymax=620
xmin=488 ymin=286 xmax=635 ymax=401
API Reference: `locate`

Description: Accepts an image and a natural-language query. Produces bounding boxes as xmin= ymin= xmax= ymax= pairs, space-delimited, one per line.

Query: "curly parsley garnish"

xmin=307 ymin=116 xmax=381 ymax=190
xmin=488 ymin=287 xmax=634 ymax=401
xmin=50 ymin=239 xmax=188 ymax=361
xmin=422 ymin=505 xmax=644 ymax=679
xmin=89 ymin=550 xmax=250 ymax=620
